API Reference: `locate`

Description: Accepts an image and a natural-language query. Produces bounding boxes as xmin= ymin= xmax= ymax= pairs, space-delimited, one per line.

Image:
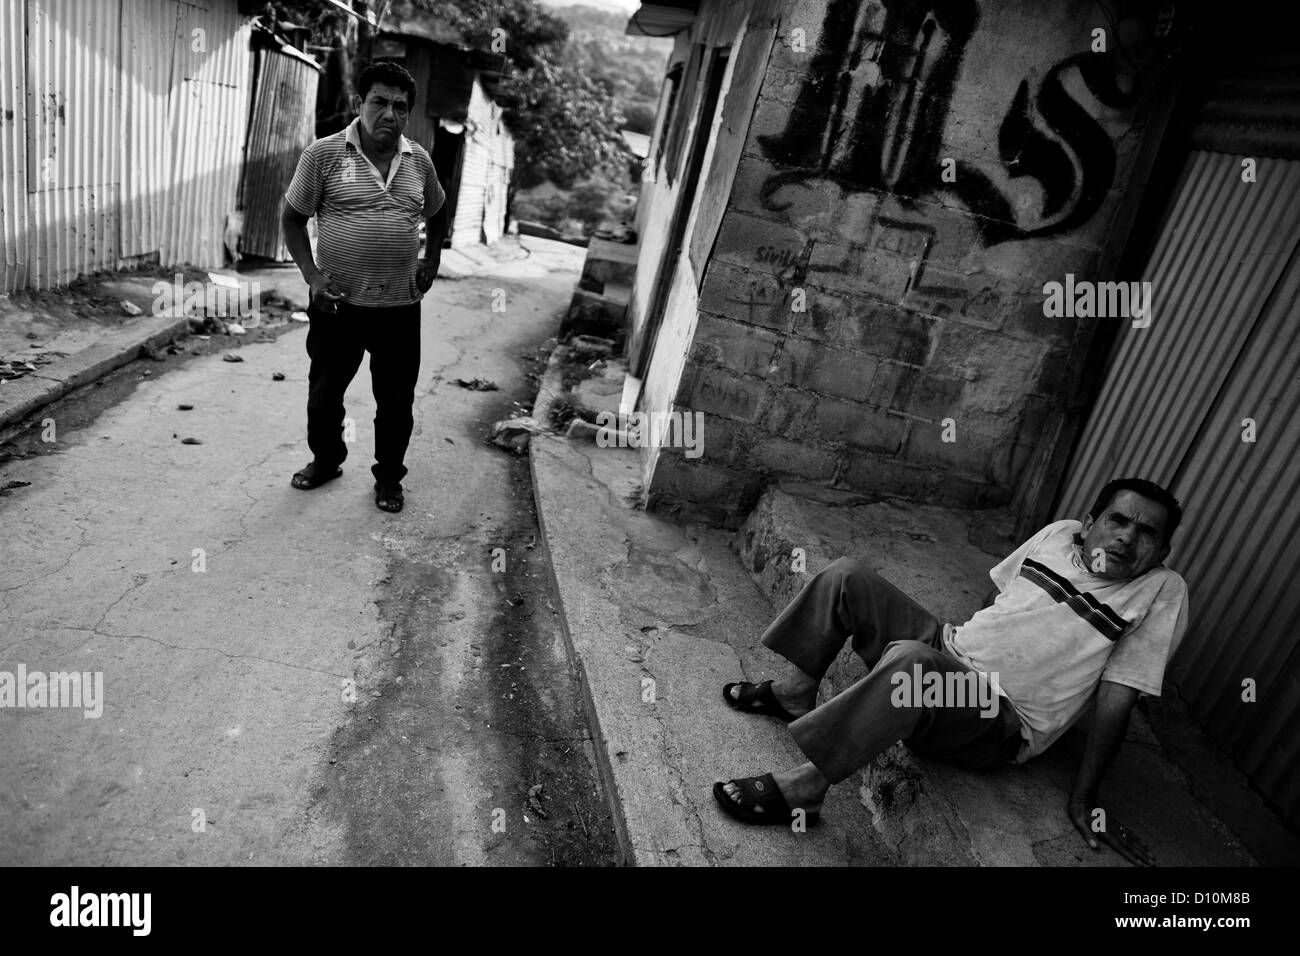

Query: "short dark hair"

xmin=358 ymin=61 xmax=416 ymax=105
xmin=1088 ymin=477 xmax=1183 ymax=542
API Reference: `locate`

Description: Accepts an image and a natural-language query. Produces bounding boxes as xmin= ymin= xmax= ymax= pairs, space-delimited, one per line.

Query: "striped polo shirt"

xmin=285 ymin=118 xmax=445 ymax=308
xmin=943 ymin=519 xmax=1188 ymax=761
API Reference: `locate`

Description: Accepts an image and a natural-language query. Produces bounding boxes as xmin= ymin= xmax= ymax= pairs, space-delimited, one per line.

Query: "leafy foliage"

xmin=408 ymin=0 xmax=632 ymax=188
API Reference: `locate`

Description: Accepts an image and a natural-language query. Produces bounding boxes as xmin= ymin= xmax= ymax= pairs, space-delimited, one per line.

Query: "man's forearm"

xmin=1070 ymin=680 xmax=1140 ymax=805
xmin=282 ymin=213 xmax=321 ymax=283
xmin=424 ymin=202 xmax=448 ymax=259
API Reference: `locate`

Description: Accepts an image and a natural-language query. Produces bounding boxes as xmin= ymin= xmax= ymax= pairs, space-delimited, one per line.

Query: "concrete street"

xmin=0 ymin=238 xmax=618 ymax=865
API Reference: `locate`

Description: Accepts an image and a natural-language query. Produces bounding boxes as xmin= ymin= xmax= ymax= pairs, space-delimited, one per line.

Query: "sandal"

xmin=374 ymin=481 xmax=404 ymax=513
xmin=712 ymin=774 xmax=821 ymax=827
xmin=722 ymin=680 xmax=798 ymax=722
xmin=291 ymin=461 xmax=342 ymax=490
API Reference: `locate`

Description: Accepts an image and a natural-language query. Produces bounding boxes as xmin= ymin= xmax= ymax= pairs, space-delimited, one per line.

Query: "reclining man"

xmin=714 ymin=477 xmax=1188 ymax=866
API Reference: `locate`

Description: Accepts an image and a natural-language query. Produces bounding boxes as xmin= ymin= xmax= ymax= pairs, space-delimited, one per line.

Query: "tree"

xmin=410 ymin=0 xmax=630 ymax=192
xmin=503 ymin=54 xmax=629 ymax=190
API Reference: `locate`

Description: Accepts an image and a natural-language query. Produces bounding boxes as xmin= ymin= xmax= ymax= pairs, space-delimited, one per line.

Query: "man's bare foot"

xmin=726 ymin=672 xmax=817 ymax=718
xmin=719 ymin=762 xmax=829 ymax=816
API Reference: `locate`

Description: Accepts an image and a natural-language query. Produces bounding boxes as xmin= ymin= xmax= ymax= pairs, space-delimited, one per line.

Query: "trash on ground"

xmin=120 ymin=300 xmax=143 ymax=316
xmin=0 ymin=361 xmax=38 ymax=380
xmin=290 ymin=311 xmax=310 ymax=322
xmin=451 ymin=377 xmax=499 ymax=391
xmin=181 ymin=437 xmax=202 ymax=445
xmin=178 ymin=404 xmax=194 ymax=410
xmin=226 ymin=322 xmax=246 ymax=335
xmin=526 ymin=784 xmax=548 ymax=819
xmin=0 ymin=480 xmax=32 ymax=494
xmin=222 ymin=353 xmax=243 ymax=363
xmin=272 ymin=372 xmax=285 ymax=381
xmin=489 ymin=416 xmax=544 ymax=453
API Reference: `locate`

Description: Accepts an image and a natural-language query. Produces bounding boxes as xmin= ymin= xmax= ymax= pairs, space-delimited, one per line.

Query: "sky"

xmin=538 ymin=0 xmax=641 ymax=14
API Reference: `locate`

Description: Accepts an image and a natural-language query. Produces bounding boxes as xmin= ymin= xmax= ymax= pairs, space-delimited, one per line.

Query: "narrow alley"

xmin=0 ymin=240 xmax=619 ymax=866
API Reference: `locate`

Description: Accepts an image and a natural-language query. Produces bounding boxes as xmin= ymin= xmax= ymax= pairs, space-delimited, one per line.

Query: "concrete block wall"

xmin=645 ymin=0 xmax=1163 ymax=526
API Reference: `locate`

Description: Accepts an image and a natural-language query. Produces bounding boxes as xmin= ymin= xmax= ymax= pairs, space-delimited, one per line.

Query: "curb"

xmin=527 ymin=345 xmax=637 ymax=865
xmin=526 ymin=345 xmax=892 ymax=867
xmin=0 ymin=315 xmax=192 ymax=432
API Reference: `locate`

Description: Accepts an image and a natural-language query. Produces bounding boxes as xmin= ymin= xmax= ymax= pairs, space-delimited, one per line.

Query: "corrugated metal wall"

xmin=24 ymin=0 xmax=121 ymax=287
xmin=119 ymin=0 xmax=174 ymax=262
xmin=1056 ymin=151 xmax=1300 ymax=826
xmin=158 ymin=0 xmax=251 ymax=270
xmin=1 ymin=0 xmax=28 ymax=290
xmin=450 ymin=78 xmax=512 ymax=248
xmin=481 ymin=100 xmax=512 ymax=245
xmin=0 ymin=0 xmax=252 ymax=292
xmin=240 ymin=46 xmax=320 ymax=260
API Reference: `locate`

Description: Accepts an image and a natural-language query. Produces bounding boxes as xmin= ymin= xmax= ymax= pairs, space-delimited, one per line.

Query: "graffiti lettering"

xmin=755 ymin=246 xmax=804 ymax=270
xmin=758 ymin=0 xmax=1140 ymax=245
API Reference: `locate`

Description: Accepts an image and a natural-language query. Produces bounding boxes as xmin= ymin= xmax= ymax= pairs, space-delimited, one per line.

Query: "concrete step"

xmin=733 ymin=484 xmax=1255 ymax=866
xmin=580 ymin=237 xmax=639 ymax=291
xmin=563 ymin=288 xmax=628 ymax=341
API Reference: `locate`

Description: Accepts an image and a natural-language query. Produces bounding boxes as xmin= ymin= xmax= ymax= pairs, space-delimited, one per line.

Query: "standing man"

xmin=281 ymin=61 xmax=447 ymax=513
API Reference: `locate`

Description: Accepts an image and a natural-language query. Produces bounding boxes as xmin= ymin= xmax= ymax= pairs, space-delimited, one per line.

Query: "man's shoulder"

xmin=1137 ymin=565 xmax=1189 ymax=600
xmin=302 ymin=129 xmax=350 ymax=162
xmin=404 ymin=140 xmax=435 ymax=171
xmin=1025 ymin=519 xmax=1081 ymax=553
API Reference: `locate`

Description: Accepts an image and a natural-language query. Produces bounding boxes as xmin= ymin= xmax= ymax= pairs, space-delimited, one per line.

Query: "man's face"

xmin=355 ymin=81 xmax=410 ymax=148
xmin=1081 ymin=490 xmax=1171 ymax=580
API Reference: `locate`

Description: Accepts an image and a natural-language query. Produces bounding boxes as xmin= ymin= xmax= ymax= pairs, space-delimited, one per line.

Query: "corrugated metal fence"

xmin=450 ymin=78 xmax=512 ymax=248
xmin=0 ymin=0 xmax=252 ymax=292
xmin=239 ymin=45 xmax=320 ymax=260
xmin=1056 ymin=151 xmax=1300 ymax=826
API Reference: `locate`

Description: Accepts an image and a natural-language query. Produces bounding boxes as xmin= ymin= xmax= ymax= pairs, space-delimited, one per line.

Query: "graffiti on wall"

xmin=758 ymin=0 xmax=1142 ymax=246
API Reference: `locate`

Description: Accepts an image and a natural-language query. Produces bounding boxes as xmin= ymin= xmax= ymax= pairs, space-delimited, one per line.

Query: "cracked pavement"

xmin=0 ymin=238 xmax=618 ymax=866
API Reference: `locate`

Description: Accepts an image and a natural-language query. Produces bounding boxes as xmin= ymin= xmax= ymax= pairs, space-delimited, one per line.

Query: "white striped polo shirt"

xmin=285 ymin=118 xmax=446 ymax=308
xmin=944 ymin=519 xmax=1188 ymax=762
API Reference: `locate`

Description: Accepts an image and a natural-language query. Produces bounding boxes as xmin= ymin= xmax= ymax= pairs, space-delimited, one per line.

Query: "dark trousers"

xmin=305 ymin=300 xmax=421 ymax=484
xmin=762 ymin=558 xmax=1023 ymax=783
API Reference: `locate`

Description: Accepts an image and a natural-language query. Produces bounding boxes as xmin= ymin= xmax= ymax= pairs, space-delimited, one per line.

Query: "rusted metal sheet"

xmin=158 ymin=0 xmax=252 ymax=269
xmin=1 ymin=0 xmax=28 ymax=290
xmin=24 ymin=0 xmax=122 ymax=288
xmin=239 ymin=45 xmax=320 ymax=260
xmin=450 ymin=80 xmax=491 ymax=247
xmin=1056 ymin=151 xmax=1300 ymax=826
xmin=481 ymin=103 xmax=511 ymax=244
xmin=118 ymin=0 xmax=175 ymax=263
xmin=1 ymin=0 xmax=252 ymax=291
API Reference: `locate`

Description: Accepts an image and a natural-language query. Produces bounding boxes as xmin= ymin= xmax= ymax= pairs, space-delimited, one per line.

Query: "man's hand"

xmin=308 ymin=273 xmax=344 ymax=311
xmin=1068 ymin=796 xmax=1155 ymax=866
xmin=415 ymin=256 xmax=438 ymax=294
xmin=1068 ymin=680 xmax=1152 ymax=864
